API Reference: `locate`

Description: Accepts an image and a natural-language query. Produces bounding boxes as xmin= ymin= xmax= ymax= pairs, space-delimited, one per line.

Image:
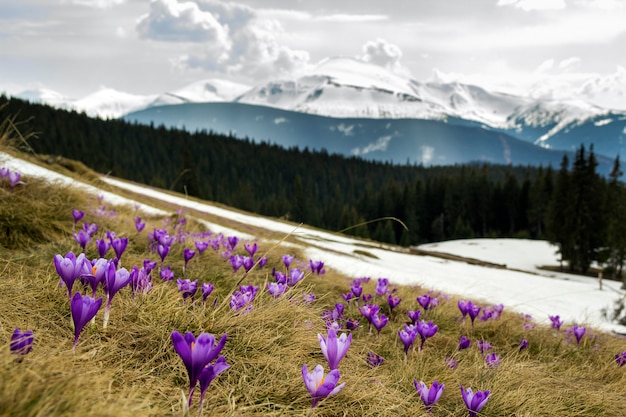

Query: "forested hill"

xmin=2 ymin=95 xmax=623 ymax=270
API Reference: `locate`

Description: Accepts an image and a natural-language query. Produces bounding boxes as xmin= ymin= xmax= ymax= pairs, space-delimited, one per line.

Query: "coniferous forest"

xmin=2 ymin=95 xmax=626 ymax=278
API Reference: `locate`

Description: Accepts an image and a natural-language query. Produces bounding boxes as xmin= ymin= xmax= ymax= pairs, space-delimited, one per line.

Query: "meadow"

xmin=0 ymin=124 xmax=625 ymax=417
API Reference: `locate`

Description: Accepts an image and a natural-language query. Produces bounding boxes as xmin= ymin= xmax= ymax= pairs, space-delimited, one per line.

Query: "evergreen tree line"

xmin=2 ymin=96 xmax=625 ymax=277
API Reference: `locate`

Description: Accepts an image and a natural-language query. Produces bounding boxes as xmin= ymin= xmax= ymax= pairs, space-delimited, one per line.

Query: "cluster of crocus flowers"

xmin=229 ymin=285 xmax=258 ymax=312
xmin=615 ymin=351 xmax=626 ymax=367
xmin=309 ymin=259 xmax=325 ymax=274
xmin=458 ymin=299 xmax=481 ymax=327
xmin=10 ymin=328 xmax=34 ymax=356
xmin=549 ymin=314 xmax=564 ymax=330
xmin=177 ymin=278 xmax=198 ymax=301
xmin=0 ymin=167 xmax=25 ymax=191
xmin=171 ymin=331 xmax=228 ymax=408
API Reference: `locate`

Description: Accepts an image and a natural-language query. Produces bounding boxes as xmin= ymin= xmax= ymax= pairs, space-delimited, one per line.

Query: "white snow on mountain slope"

xmin=72 ymin=87 xmax=158 ymax=119
xmin=148 ymin=79 xmax=251 ymax=107
xmin=14 ymin=87 xmax=74 ymax=110
xmin=2 ymin=150 xmax=625 ymax=333
xmin=236 ymin=57 xmax=615 ymax=128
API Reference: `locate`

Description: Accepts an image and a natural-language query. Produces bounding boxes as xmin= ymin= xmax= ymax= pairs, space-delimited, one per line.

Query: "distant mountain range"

xmin=14 ymin=57 xmax=626 ymax=173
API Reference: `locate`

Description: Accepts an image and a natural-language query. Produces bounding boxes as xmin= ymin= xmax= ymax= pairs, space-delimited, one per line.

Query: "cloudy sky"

xmin=1 ymin=0 xmax=626 ymax=108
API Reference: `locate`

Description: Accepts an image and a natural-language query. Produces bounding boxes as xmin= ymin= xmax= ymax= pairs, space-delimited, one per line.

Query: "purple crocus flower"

xmin=84 ymin=222 xmax=98 ymax=237
xmin=10 ymin=328 xmax=34 ymax=356
xmin=445 ymin=357 xmax=459 ymax=369
xmin=302 ymin=364 xmax=345 ymax=408
xmin=467 ymin=301 xmax=481 ymax=326
xmin=257 ymin=256 xmax=268 ymax=268
xmin=111 ymin=237 xmax=129 ymax=261
xmin=309 ymin=259 xmax=325 ymax=274
xmin=549 ymin=315 xmax=564 ymax=330
xmin=417 ymin=294 xmax=437 ymax=311
xmin=244 ymin=242 xmax=258 ymax=257
xmin=184 ymin=248 xmax=196 ymax=265
xmin=72 ymin=209 xmax=85 ymax=224
xmin=407 ymin=310 xmax=421 ymax=324
xmin=318 ymin=328 xmax=352 ymax=370
xmin=227 ymin=235 xmax=239 ymax=250
xmin=241 ymin=256 xmax=254 ymax=273
xmin=342 ymin=291 xmax=354 ymax=302
xmin=134 ymin=216 xmax=146 ymax=233
xmin=143 ymin=259 xmax=157 ymax=274
xmin=229 ymin=254 xmax=244 ymax=272
xmin=267 ymin=282 xmax=287 ymax=298
xmin=375 ymin=278 xmax=390 ymax=296
xmin=229 ymin=285 xmax=258 ymax=312
xmin=414 ymin=380 xmax=445 ymax=412
xmin=371 ymin=313 xmax=388 ymax=337
xmin=70 ymin=292 xmax=103 ymax=351
xmin=274 ymin=271 xmax=287 ymax=285
xmin=177 ymin=279 xmax=199 ymax=301
xmin=201 ymin=282 xmax=214 ymax=302
xmin=571 ymin=325 xmax=586 ymax=345
xmin=615 ymin=351 xmax=626 ymax=367
xmin=458 ymin=335 xmax=471 ymax=351
xmin=387 ymin=294 xmax=402 ymax=312
xmin=359 ymin=304 xmax=380 ymax=324
xmin=287 ymin=268 xmax=305 ymax=287
xmin=282 ymin=254 xmax=294 ymax=268
xmin=95 ymin=238 xmax=110 ymax=258
xmin=366 ymin=352 xmax=385 ymax=367
xmin=485 ymin=352 xmax=501 ymax=368
xmin=398 ymin=329 xmax=417 ymax=356
xmin=519 ymin=338 xmax=529 ymax=352
xmin=102 ymin=262 xmax=131 ymax=328
xmin=461 ymin=385 xmax=491 ymax=417
xmin=73 ymin=229 xmax=90 ymax=252
xmin=54 ymin=251 xmax=87 ymax=298
xmin=345 ymin=318 xmax=360 ymax=330
xmin=82 ymin=257 xmax=108 ymax=297
xmin=477 ymin=340 xmax=492 ymax=354
xmin=458 ymin=299 xmax=468 ymax=318
xmin=416 ymin=320 xmax=439 ymax=350
xmin=171 ymin=331 xmax=227 ymax=407
xmin=194 ymin=240 xmax=209 ymax=254
xmin=198 ymin=356 xmax=230 ymax=410
xmin=157 ymin=244 xmax=170 ymax=262
xmin=160 ymin=265 xmax=174 ymax=281
xmin=8 ymin=170 xmax=25 ymax=190
xmin=350 ymin=283 xmax=363 ymax=298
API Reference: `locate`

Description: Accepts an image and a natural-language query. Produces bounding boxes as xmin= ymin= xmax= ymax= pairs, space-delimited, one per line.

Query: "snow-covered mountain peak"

xmin=149 ymin=79 xmax=251 ymax=107
xmin=308 ymin=57 xmax=418 ymax=97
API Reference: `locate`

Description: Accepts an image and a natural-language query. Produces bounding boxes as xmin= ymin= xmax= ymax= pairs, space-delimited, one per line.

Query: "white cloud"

xmin=351 ymin=135 xmax=392 ymax=156
xmin=360 ymin=38 xmax=410 ymax=76
xmin=316 ymin=14 xmax=388 ymax=23
xmin=71 ymin=0 xmax=125 ymax=8
xmin=136 ymin=0 xmax=230 ymax=44
xmin=496 ymin=0 xmax=567 ymax=11
xmin=138 ymin=0 xmax=310 ymax=81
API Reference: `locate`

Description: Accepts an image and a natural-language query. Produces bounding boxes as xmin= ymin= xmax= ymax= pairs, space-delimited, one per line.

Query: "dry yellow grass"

xmin=0 ymin=130 xmax=625 ymax=416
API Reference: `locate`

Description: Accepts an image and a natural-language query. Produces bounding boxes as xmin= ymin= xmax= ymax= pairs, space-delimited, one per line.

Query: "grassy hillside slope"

xmin=0 ymin=125 xmax=625 ymax=417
